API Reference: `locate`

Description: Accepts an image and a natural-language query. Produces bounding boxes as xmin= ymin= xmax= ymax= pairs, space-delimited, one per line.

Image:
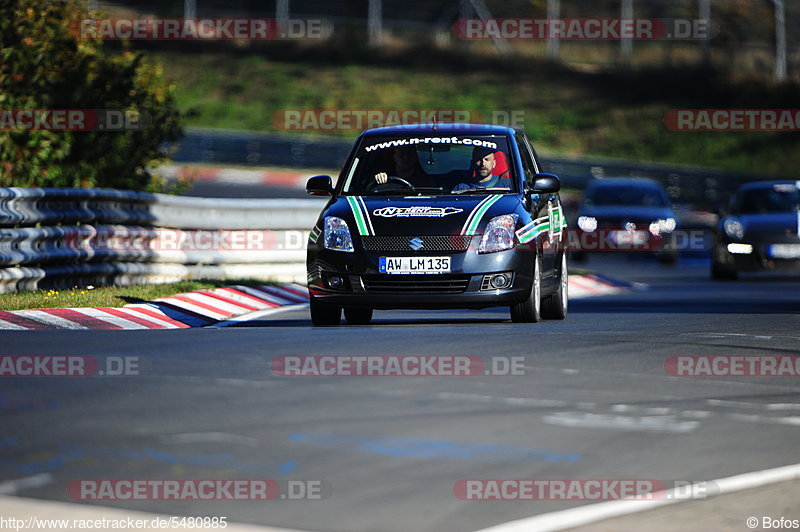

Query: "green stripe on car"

xmin=516 ymin=217 xmax=550 ymax=244
xmin=463 ymin=195 xmax=502 ymax=236
xmin=346 ymin=196 xmax=370 ymax=236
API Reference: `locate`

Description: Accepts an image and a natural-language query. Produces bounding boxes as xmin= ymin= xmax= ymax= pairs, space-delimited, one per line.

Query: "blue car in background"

xmin=712 ymin=180 xmax=800 ymax=280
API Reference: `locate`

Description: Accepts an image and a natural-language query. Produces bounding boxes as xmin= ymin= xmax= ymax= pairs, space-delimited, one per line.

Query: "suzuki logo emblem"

xmin=409 ymin=237 xmax=424 ymax=251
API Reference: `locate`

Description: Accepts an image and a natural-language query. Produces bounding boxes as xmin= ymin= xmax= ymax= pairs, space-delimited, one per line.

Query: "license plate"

xmin=379 ymin=256 xmax=451 ymax=274
xmin=768 ymin=244 xmax=800 ymax=259
xmin=608 ymin=230 xmax=648 ymax=247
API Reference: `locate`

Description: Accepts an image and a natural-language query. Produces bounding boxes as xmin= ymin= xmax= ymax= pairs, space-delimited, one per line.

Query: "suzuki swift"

xmin=305 ymin=123 xmax=568 ymax=325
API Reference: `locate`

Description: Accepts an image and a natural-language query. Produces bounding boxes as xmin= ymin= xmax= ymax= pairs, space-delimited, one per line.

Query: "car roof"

xmin=360 ymin=123 xmax=516 ymax=137
xmin=738 ymin=180 xmax=799 ymax=192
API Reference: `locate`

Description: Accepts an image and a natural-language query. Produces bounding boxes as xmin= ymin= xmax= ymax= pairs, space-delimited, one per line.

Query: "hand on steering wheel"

xmin=371 ymin=175 xmax=414 ymax=193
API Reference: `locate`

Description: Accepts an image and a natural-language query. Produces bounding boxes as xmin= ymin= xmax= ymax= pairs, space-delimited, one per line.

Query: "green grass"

xmin=0 ymin=279 xmax=273 ymax=311
xmin=149 ymin=47 xmax=800 ymax=176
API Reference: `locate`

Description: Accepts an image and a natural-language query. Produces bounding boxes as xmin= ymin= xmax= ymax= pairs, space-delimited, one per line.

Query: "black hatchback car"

xmin=305 ymin=124 xmax=568 ymax=325
xmin=712 ymin=180 xmax=800 ymax=280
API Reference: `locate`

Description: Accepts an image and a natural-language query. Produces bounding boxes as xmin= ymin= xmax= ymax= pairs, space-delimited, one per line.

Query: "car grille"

xmin=361 ymin=275 xmax=470 ymax=294
xmin=361 ymin=235 xmax=473 ymax=253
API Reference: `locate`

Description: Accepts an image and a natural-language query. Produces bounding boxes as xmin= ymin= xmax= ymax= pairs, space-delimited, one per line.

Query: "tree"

xmin=0 ymin=0 xmax=183 ymax=190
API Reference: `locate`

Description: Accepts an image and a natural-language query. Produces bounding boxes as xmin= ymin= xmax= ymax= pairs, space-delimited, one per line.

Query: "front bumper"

xmin=570 ymin=228 xmax=671 ymax=255
xmin=714 ymin=240 xmax=800 ymax=273
xmin=307 ymin=244 xmax=535 ymax=310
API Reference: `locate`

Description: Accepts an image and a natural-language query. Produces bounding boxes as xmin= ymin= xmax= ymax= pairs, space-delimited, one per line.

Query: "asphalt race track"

xmin=2 ymin=256 xmax=799 ymax=532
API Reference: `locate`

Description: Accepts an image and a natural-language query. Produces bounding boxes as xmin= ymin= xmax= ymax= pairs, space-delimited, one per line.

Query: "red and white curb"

xmin=0 ymin=284 xmax=309 ymax=331
xmin=568 ymin=274 xmax=631 ymax=299
xmin=0 ymin=276 xmax=631 ymax=330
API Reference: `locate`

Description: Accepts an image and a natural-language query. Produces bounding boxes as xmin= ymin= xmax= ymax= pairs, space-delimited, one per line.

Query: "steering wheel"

xmin=370 ymin=175 xmax=414 ymax=193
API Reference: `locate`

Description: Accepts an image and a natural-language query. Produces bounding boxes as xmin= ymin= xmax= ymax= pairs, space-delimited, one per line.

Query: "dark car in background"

xmin=305 ymin=124 xmax=568 ymax=325
xmin=711 ymin=181 xmax=800 ymax=280
xmin=572 ymin=177 xmax=679 ymax=264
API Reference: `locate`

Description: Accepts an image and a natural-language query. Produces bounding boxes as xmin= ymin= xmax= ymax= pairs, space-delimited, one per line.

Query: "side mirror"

xmin=531 ymin=173 xmax=560 ymax=194
xmin=306 ymin=175 xmax=333 ymax=196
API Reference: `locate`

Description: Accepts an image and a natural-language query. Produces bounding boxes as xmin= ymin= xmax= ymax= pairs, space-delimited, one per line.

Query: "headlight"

xmin=727 ymin=243 xmax=753 ymax=254
xmin=479 ymin=214 xmax=518 ymax=254
xmin=723 ymin=219 xmax=745 ymax=240
xmin=323 ymin=216 xmax=354 ymax=252
xmin=649 ymin=218 xmax=677 ymax=236
xmin=577 ymin=216 xmax=597 ymax=233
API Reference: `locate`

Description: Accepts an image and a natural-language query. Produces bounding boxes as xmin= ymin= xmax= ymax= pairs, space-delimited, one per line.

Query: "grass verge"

xmin=147 ymin=46 xmax=800 ymax=175
xmin=0 ymin=279 xmax=274 ymax=311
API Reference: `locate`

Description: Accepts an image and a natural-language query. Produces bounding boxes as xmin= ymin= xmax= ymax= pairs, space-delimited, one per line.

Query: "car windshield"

xmin=585 ymin=185 xmax=668 ymax=207
xmin=737 ymin=185 xmax=800 ymax=214
xmin=339 ymin=135 xmax=516 ymax=195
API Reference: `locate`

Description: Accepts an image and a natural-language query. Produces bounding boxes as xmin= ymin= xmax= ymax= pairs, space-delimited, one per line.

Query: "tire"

xmin=510 ymin=254 xmax=542 ymax=323
xmin=541 ymin=251 xmax=568 ymax=320
xmin=310 ymin=295 xmax=341 ymax=326
xmin=344 ymin=307 xmax=373 ymax=324
xmin=711 ymin=260 xmax=738 ymax=281
xmin=658 ymin=250 xmax=678 ymax=265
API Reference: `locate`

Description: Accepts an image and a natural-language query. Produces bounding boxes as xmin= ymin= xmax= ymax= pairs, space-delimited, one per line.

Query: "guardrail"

xmin=0 ymin=187 xmax=326 ymax=229
xmin=172 ymin=127 xmax=769 ymax=206
xmin=0 ymin=187 xmax=327 ymax=293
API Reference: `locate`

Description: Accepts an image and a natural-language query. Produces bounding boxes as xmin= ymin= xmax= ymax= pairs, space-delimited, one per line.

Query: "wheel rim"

xmin=561 ymin=253 xmax=568 ymax=313
xmin=534 ymin=258 xmax=541 ymax=315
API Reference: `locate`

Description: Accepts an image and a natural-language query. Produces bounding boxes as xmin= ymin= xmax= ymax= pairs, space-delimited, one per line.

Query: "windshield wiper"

xmin=411 ymin=187 xmax=447 ymax=194
xmin=452 ymin=187 xmax=511 ymax=195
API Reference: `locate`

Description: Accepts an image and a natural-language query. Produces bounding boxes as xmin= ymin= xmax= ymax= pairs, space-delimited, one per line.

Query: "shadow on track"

xmin=570 ymin=297 xmax=800 ymax=314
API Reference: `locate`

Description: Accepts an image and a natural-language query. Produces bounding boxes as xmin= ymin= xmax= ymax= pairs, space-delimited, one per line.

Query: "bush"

xmin=0 ymin=0 xmax=182 ymax=190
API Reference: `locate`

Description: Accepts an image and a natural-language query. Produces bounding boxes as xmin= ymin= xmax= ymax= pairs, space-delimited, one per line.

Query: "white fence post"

xmin=277 ymin=0 xmax=289 ymax=37
xmin=368 ymin=0 xmax=383 ymax=46
xmin=620 ymin=0 xmax=633 ymax=66
xmin=772 ymin=0 xmax=787 ymax=82
xmin=184 ymin=0 xmax=196 ymax=20
xmin=546 ymin=0 xmax=560 ymax=60
xmin=699 ymin=0 xmax=711 ymax=66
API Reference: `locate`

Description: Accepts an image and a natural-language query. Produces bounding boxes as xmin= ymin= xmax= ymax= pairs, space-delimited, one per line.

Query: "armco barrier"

xmin=0 ymin=187 xmax=326 ymax=230
xmin=0 ymin=188 xmax=327 ymax=293
xmin=172 ymin=128 xmax=769 ymax=206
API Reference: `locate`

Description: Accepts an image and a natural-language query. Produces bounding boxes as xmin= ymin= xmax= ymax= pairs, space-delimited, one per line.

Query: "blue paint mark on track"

xmin=277 ymin=460 xmax=298 ymax=474
xmin=289 ymin=433 xmax=580 ymax=463
xmin=143 ymin=448 xmax=234 ymax=467
xmin=0 ymin=439 xmax=297 ymax=476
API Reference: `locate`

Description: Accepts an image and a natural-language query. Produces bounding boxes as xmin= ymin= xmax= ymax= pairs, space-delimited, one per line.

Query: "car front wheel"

xmin=310 ymin=295 xmax=341 ymax=326
xmin=541 ymin=251 xmax=568 ymax=319
xmin=510 ymin=254 xmax=541 ymax=323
